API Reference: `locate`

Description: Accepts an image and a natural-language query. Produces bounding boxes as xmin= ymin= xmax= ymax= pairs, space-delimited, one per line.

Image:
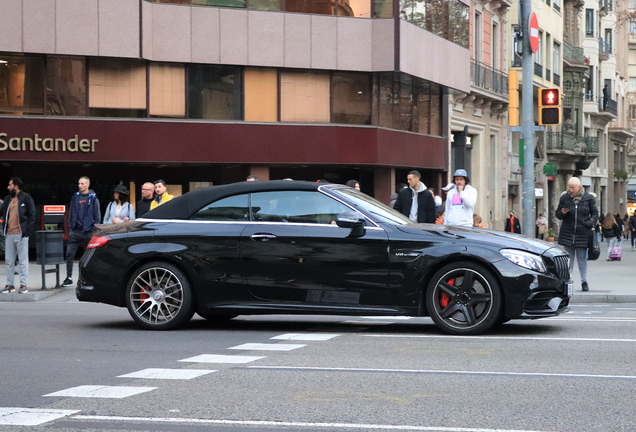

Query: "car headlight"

xmin=500 ymin=249 xmax=547 ymax=273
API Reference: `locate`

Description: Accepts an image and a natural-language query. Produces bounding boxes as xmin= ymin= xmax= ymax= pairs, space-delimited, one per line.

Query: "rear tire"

xmin=125 ymin=262 xmax=195 ymax=330
xmin=425 ymin=262 xmax=502 ymax=335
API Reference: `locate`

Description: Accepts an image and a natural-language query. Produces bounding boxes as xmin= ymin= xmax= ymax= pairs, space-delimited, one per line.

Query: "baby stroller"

xmin=609 ymin=239 xmax=623 ymax=261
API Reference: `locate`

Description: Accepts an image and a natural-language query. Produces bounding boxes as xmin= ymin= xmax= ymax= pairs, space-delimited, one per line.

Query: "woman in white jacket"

xmin=103 ymin=184 xmax=136 ymax=224
xmin=444 ymin=169 xmax=477 ymax=227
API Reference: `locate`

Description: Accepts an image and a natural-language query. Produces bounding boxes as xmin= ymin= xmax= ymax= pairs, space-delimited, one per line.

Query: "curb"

xmin=0 ymin=288 xmax=69 ymax=302
xmin=569 ymin=294 xmax=636 ymax=304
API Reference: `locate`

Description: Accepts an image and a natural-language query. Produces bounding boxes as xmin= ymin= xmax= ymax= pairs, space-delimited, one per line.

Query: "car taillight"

xmin=87 ymin=236 xmax=111 ymax=249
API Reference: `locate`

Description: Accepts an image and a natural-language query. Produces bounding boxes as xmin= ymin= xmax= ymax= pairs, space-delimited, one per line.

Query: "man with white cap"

xmin=444 ymin=169 xmax=477 ymax=227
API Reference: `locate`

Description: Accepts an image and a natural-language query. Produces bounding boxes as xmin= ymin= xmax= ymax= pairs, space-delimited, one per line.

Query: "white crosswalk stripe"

xmin=0 ymin=408 xmax=80 ymax=426
xmin=228 ymin=343 xmax=306 ymax=351
xmin=43 ymin=385 xmax=156 ymax=399
xmin=118 ymin=368 xmax=217 ymax=380
xmin=271 ymin=333 xmax=341 ymax=341
xmin=179 ymin=354 xmax=265 ymax=364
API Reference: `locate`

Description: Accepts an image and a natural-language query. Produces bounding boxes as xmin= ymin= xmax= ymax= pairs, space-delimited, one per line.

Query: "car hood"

xmin=395 ymin=224 xmax=564 ymax=256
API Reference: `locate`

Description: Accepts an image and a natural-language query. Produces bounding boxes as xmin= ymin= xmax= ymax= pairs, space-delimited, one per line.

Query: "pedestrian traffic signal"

xmin=539 ymin=88 xmax=561 ymax=125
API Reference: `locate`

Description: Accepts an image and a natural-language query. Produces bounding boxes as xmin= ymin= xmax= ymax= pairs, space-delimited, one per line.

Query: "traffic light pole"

xmin=521 ymin=0 xmax=535 ymax=238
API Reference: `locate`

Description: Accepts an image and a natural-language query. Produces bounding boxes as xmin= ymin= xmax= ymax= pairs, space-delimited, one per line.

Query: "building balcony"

xmin=563 ymin=41 xmax=587 ymax=69
xmin=546 ymin=131 xmax=600 ymax=171
xmin=470 ymin=59 xmax=509 ymax=97
xmin=599 ymin=38 xmax=611 ymax=60
xmin=599 ymin=97 xmax=618 ymax=116
xmin=534 ymin=63 xmax=543 ymax=78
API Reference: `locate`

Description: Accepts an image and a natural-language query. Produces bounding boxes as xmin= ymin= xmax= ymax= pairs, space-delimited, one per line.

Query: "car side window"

xmin=191 ymin=194 xmax=249 ymax=221
xmin=250 ymin=191 xmax=351 ymax=224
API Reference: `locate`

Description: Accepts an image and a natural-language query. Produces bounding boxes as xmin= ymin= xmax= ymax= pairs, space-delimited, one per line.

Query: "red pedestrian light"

xmin=539 ymin=88 xmax=561 ymax=125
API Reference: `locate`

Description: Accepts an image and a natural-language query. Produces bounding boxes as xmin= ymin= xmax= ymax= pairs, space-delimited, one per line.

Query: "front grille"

xmin=551 ymin=255 xmax=570 ymax=281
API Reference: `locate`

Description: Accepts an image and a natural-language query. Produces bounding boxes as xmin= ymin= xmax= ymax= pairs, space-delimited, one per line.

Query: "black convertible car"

xmin=77 ymin=181 xmax=572 ymax=335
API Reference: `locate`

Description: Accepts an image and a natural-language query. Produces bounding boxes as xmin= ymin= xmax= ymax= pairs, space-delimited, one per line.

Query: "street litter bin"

xmin=36 ymin=230 xmax=64 ymax=290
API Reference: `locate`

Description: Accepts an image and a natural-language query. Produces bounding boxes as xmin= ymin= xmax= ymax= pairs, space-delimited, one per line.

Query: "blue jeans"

xmin=5 ymin=234 xmax=29 ymax=287
xmin=563 ymin=245 xmax=587 ymax=282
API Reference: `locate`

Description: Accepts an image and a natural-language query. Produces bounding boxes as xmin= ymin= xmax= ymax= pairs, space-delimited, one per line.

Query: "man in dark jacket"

xmin=629 ymin=213 xmax=636 ymax=251
xmin=62 ymin=176 xmax=101 ymax=287
xmin=0 ymin=177 xmax=36 ymax=294
xmin=136 ymin=182 xmax=155 ymax=218
xmin=555 ymin=177 xmax=598 ymax=291
xmin=393 ymin=171 xmax=436 ymax=223
xmin=505 ymin=211 xmax=522 ymax=234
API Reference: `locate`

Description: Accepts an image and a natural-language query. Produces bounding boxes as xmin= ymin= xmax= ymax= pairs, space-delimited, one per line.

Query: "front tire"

xmin=425 ymin=262 xmax=502 ymax=335
xmin=125 ymin=262 xmax=195 ymax=330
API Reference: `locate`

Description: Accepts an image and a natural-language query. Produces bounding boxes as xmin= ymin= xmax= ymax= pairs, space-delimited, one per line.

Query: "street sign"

xmin=529 ymin=13 xmax=539 ymax=54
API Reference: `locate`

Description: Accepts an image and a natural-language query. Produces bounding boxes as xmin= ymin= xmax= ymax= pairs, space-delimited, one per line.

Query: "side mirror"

xmin=336 ymin=212 xmax=366 ymax=237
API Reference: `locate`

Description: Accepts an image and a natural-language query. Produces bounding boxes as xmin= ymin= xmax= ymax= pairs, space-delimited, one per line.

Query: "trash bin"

xmin=36 ymin=230 xmax=64 ymax=290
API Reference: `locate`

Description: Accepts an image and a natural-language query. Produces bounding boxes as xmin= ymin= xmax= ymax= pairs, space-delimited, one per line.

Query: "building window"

xmin=280 ymin=71 xmax=330 ymax=122
xmin=332 ymin=72 xmax=372 ymax=125
xmin=188 ymin=65 xmax=242 ymax=120
xmin=449 ymin=0 xmax=469 ymax=49
xmin=47 ymin=57 xmax=87 ymax=116
xmin=149 ymin=63 xmax=185 ymax=118
xmin=194 ymin=0 xmax=246 ymax=7
xmin=88 ymin=59 xmax=146 ymax=118
xmin=337 ymin=0 xmax=371 ymax=17
xmin=399 ymin=0 xmax=468 ymax=49
xmin=630 ymin=21 xmax=636 ymax=34
xmin=373 ymin=0 xmax=392 ymax=17
xmin=474 ymin=11 xmax=483 ymax=62
xmin=285 ymin=0 xmax=334 ymax=15
xmin=535 ymin=31 xmax=543 ymax=65
xmin=586 ymin=66 xmax=594 ymax=100
xmin=605 ymin=29 xmax=613 ymax=53
xmin=0 ymin=54 xmax=44 ymax=115
xmin=553 ymin=42 xmax=560 ymax=76
xmin=245 ymin=67 xmax=278 ymax=122
xmin=585 ymin=9 xmax=594 ymax=37
xmin=629 ymin=104 xmax=636 ymax=120
xmin=629 ymin=77 xmax=636 ymax=93
xmin=492 ymin=22 xmax=500 ymax=69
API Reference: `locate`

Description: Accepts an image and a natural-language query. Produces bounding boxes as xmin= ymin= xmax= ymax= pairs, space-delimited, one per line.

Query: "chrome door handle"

xmin=250 ymin=234 xmax=277 ymax=241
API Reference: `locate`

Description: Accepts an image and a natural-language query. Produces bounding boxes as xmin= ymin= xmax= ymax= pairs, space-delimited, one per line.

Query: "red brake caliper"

xmin=440 ymin=278 xmax=454 ymax=308
xmin=139 ymin=287 xmax=149 ymax=300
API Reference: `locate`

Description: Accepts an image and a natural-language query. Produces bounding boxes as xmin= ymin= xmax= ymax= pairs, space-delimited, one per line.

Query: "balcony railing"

xmin=546 ymin=69 xmax=551 ymax=81
xmin=584 ymin=92 xmax=595 ymax=101
xmin=546 ymin=132 xmax=599 ymax=153
xmin=599 ymin=97 xmax=618 ymax=115
xmin=534 ymin=63 xmax=543 ymax=77
xmin=564 ymin=41 xmax=586 ymax=65
xmin=599 ymin=38 xmax=611 ymax=58
xmin=553 ymin=73 xmax=560 ymax=86
xmin=471 ymin=59 xmax=509 ymax=95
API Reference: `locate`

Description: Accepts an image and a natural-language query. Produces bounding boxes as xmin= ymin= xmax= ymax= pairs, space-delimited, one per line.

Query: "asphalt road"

xmin=1 ymin=296 xmax=636 ymax=432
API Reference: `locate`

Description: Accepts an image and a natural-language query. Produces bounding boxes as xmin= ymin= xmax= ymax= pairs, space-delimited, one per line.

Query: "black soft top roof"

xmin=143 ymin=180 xmax=339 ymax=220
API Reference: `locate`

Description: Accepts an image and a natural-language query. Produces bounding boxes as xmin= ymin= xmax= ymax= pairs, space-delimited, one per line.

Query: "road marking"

xmin=179 ymin=354 xmax=265 ymax=364
xmin=247 ymin=365 xmax=636 ymax=380
xmin=70 ymin=414 xmax=557 ymax=432
xmin=117 ymin=368 xmax=217 ymax=380
xmin=43 ymin=385 xmax=156 ymax=399
xmin=364 ymin=334 xmax=636 ymax=342
xmin=0 ymin=408 xmax=80 ymax=426
xmin=616 ymin=308 xmax=636 ymax=311
xmin=229 ymin=343 xmax=306 ymax=351
xmin=271 ymin=333 xmax=340 ymax=341
xmin=547 ymin=317 xmax=636 ymax=322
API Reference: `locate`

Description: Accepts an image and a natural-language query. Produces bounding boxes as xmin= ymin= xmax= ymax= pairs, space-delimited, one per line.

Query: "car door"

xmin=240 ymin=190 xmax=390 ymax=307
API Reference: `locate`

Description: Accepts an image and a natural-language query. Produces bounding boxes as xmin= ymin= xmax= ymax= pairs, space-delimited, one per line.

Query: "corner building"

xmin=0 ymin=0 xmax=470 ymax=210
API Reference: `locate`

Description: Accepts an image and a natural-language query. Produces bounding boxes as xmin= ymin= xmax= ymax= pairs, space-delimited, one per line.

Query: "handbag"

xmin=587 ymin=229 xmax=600 ymax=261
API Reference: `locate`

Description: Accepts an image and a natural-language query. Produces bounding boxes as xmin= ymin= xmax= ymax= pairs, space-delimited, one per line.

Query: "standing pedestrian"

xmin=246 ymin=175 xmax=259 ymax=181
xmin=389 ymin=183 xmax=407 ymax=208
xmin=601 ymin=213 xmax=622 ymax=261
xmin=393 ymin=170 xmax=436 ymax=223
xmin=444 ymin=169 xmax=477 ymax=227
xmin=150 ymin=180 xmax=174 ymax=211
xmin=629 ymin=212 xmax=636 ymax=251
xmin=623 ymin=214 xmax=630 ymax=240
xmin=136 ymin=182 xmax=155 ymax=218
xmin=62 ymin=176 xmax=101 ymax=287
xmin=473 ymin=214 xmax=485 ymax=228
xmin=536 ymin=213 xmax=548 ymax=240
xmin=0 ymin=197 xmax=4 ymax=258
xmin=602 ymin=85 xmax=609 ymax=110
xmin=505 ymin=210 xmax=522 ymax=234
xmin=0 ymin=178 xmax=36 ymax=294
xmin=346 ymin=180 xmax=361 ymax=191
xmin=555 ymin=177 xmax=598 ymax=291
xmin=103 ymin=184 xmax=136 ymax=224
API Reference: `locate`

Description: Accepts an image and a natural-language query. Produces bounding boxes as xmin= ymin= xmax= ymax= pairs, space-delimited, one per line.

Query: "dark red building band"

xmin=0 ymin=118 xmax=447 ymax=169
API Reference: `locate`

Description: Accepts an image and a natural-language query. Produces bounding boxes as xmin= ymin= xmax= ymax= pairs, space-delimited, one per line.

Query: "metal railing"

xmin=470 ymin=59 xmax=509 ymax=95
xmin=599 ymin=38 xmax=611 ymax=57
xmin=598 ymin=97 xmax=618 ymax=115
xmin=546 ymin=132 xmax=599 ymax=153
xmin=584 ymin=92 xmax=595 ymax=101
xmin=546 ymin=69 xmax=551 ymax=81
xmin=553 ymin=73 xmax=560 ymax=86
xmin=563 ymin=41 xmax=585 ymax=64
xmin=534 ymin=63 xmax=543 ymax=77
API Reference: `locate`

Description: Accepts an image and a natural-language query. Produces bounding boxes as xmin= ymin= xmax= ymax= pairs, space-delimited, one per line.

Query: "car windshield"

xmin=328 ymin=187 xmax=413 ymax=225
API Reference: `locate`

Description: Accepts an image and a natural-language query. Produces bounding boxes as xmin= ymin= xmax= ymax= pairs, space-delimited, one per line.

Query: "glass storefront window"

xmin=47 ymin=57 xmax=87 ymax=116
xmin=0 ymin=54 xmax=44 ymax=115
xmin=188 ymin=65 xmax=242 ymax=120
xmin=88 ymin=59 xmax=147 ymax=118
xmin=337 ymin=0 xmax=371 ymax=17
xmin=399 ymin=0 xmax=425 ymax=27
xmin=150 ymin=63 xmax=186 ymax=118
xmin=449 ymin=0 xmax=469 ymax=49
xmin=280 ymin=71 xmax=330 ymax=122
xmin=332 ymin=72 xmax=372 ymax=125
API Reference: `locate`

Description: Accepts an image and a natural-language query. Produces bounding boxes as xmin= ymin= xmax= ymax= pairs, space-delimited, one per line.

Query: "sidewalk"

xmin=1 ymin=242 xmax=635 ymax=303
